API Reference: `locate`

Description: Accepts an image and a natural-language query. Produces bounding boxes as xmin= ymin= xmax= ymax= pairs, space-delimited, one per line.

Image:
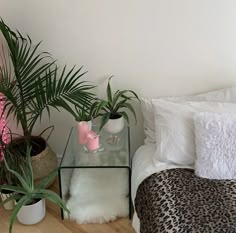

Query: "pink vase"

xmin=77 ymin=121 xmax=90 ymax=144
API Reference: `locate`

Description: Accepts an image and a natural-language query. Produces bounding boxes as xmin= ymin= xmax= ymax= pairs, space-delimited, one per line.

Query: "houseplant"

xmin=0 ymin=154 xmax=22 ymax=210
xmin=75 ymin=105 xmax=93 ymax=144
xmin=91 ymin=76 xmax=140 ymax=133
xmin=0 ymin=145 xmax=70 ymax=233
xmin=0 ymin=131 xmax=25 ymax=210
xmin=75 ymin=102 xmax=101 ymax=144
xmin=0 ymin=19 xmax=95 ymax=182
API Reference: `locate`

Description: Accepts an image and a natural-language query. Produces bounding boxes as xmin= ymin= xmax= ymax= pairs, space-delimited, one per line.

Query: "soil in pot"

xmin=8 ymin=136 xmax=46 ymax=156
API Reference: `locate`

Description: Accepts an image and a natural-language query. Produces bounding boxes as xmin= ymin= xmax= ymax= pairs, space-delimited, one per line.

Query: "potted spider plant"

xmin=0 ymin=145 xmax=70 ymax=233
xmin=0 ymin=19 xmax=95 ymax=183
xmin=91 ymin=76 xmax=140 ymax=134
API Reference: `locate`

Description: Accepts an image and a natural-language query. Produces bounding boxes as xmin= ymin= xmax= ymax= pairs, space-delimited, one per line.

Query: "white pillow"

xmin=152 ymin=100 xmax=236 ymax=165
xmin=194 ymin=112 xmax=236 ymax=179
xmin=141 ymin=87 xmax=236 ymax=144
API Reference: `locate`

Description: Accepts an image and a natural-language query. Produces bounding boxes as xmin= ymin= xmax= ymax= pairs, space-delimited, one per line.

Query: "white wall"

xmin=1 ymin=0 xmax=236 ymax=155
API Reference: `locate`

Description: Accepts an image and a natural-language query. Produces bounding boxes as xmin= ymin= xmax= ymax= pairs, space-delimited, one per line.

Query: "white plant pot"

xmin=17 ymin=199 xmax=46 ymax=225
xmin=103 ymin=116 xmax=125 ymax=134
xmin=0 ymin=191 xmax=15 ymax=210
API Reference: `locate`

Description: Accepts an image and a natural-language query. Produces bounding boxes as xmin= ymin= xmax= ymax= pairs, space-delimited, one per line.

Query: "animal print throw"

xmin=135 ymin=169 xmax=236 ymax=233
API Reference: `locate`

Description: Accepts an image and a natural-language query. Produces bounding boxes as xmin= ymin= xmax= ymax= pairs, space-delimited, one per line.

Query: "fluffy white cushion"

xmin=152 ymin=100 xmax=236 ymax=165
xmin=66 ymin=168 xmax=129 ymax=224
xmin=141 ymin=87 xmax=236 ymax=144
xmin=194 ymin=112 xmax=236 ymax=179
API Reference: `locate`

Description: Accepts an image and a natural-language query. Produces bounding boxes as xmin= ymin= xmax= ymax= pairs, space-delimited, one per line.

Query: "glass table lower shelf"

xmin=58 ymin=126 xmax=132 ymax=221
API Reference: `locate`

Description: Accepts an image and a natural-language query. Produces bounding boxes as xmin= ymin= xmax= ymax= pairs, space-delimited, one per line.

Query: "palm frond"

xmin=26 ymin=65 xmax=95 ymax=134
xmin=0 ymin=19 xmax=96 ymax=137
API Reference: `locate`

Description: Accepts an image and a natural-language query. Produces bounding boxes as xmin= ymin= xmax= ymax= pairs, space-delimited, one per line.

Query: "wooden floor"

xmin=0 ymin=180 xmax=136 ymax=233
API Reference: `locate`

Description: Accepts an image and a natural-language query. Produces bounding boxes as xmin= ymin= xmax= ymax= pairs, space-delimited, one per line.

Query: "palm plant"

xmin=74 ymin=99 xmax=102 ymax=122
xmin=75 ymin=104 xmax=94 ymax=122
xmin=91 ymin=76 xmax=140 ymax=131
xmin=0 ymin=19 xmax=95 ymax=143
xmin=0 ymin=145 xmax=69 ymax=233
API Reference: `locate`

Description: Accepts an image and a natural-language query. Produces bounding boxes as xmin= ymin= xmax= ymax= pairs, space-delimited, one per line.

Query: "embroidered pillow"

xmin=194 ymin=112 xmax=236 ymax=179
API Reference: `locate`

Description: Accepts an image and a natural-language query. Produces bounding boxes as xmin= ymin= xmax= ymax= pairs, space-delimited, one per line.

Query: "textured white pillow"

xmin=141 ymin=87 xmax=236 ymax=144
xmin=152 ymin=100 xmax=236 ymax=165
xmin=194 ymin=112 xmax=236 ymax=179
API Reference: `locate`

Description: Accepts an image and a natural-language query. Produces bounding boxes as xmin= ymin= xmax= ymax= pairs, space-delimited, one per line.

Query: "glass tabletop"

xmin=60 ymin=125 xmax=130 ymax=168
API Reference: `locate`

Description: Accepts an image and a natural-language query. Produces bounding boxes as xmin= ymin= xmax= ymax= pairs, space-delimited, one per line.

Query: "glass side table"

xmin=58 ymin=125 xmax=131 ymax=220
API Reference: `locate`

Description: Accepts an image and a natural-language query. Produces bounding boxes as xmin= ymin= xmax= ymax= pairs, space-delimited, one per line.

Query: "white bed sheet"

xmin=131 ymin=144 xmax=192 ymax=233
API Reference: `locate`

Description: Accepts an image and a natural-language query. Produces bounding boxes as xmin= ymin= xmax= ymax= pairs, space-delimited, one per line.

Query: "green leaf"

xmin=0 ymin=185 xmax=26 ymax=195
xmin=9 ymin=195 xmax=32 ymax=233
xmin=94 ymin=100 xmax=108 ymax=116
xmin=117 ymin=102 xmax=137 ymax=123
xmin=3 ymin=158 xmax=32 ymax=193
xmin=107 ymin=76 xmax=114 ymax=104
xmin=0 ymin=19 xmax=96 ymax=137
xmin=99 ymin=112 xmax=111 ymax=132
xmin=33 ymin=189 xmax=70 ymax=215
xmin=118 ymin=111 xmax=129 ymax=124
xmin=36 ymin=168 xmax=58 ymax=189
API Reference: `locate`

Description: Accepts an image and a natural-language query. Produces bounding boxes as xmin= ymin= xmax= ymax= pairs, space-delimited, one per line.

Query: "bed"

xmin=131 ymin=87 xmax=236 ymax=233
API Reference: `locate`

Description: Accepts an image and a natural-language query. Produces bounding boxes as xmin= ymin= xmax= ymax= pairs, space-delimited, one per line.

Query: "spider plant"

xmin=91 ymin=76 xmax=140 ymax=131
xmin=0 ymin=145 xmax=70 ymax=233
xmin=0 ymin=19 xmax=95 ymax=146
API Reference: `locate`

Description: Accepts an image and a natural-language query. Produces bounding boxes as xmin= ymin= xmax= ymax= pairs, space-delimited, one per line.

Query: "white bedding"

xmin=131 ymin=143 xmax=193 ymax=233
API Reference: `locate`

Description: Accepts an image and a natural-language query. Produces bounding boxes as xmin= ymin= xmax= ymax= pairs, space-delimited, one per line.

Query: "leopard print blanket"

xmin=135 ymin=168 xmax=236 ymax=233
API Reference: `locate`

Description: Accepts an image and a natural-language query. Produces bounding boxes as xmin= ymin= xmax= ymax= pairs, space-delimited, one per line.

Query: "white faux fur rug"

xmin=65 ymin=168 xmax=129 ymax=224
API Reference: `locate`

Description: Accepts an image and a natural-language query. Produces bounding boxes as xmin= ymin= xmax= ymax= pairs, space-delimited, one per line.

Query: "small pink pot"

xmin=77 ymin=121 xmax=92 ymax=144
xmin=86 ymin=130 xmax=100 ymax=151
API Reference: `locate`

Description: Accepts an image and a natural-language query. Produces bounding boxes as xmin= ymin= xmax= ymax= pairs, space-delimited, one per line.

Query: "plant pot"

xmin=0 ymin=190 xmax=15 ymax=210
xmin=31 ymin=144 xmax=58 ymax=186
xmin=17 ymin=199 xmax=46 ymax=225
xmin=8 ymin=136 xmax=58 ymax=186
xmin=103 ymin=116 xmax=125 ymax=134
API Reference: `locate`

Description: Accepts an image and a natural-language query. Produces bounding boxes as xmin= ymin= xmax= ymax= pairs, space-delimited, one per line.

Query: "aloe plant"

xmin=0 ymin=130 xmax=25 ymax=185
xmin=0 ymin=19 xmax=95 ymax=141
xmin=0 ymin=145 xmax=69 ymax=233
xmin=91 ymin=76 xmax=140 ymax=131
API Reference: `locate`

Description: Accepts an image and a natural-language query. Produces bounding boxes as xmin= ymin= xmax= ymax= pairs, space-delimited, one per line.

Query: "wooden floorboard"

xmin=0 ymin=180 xmax=136 ymax=233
